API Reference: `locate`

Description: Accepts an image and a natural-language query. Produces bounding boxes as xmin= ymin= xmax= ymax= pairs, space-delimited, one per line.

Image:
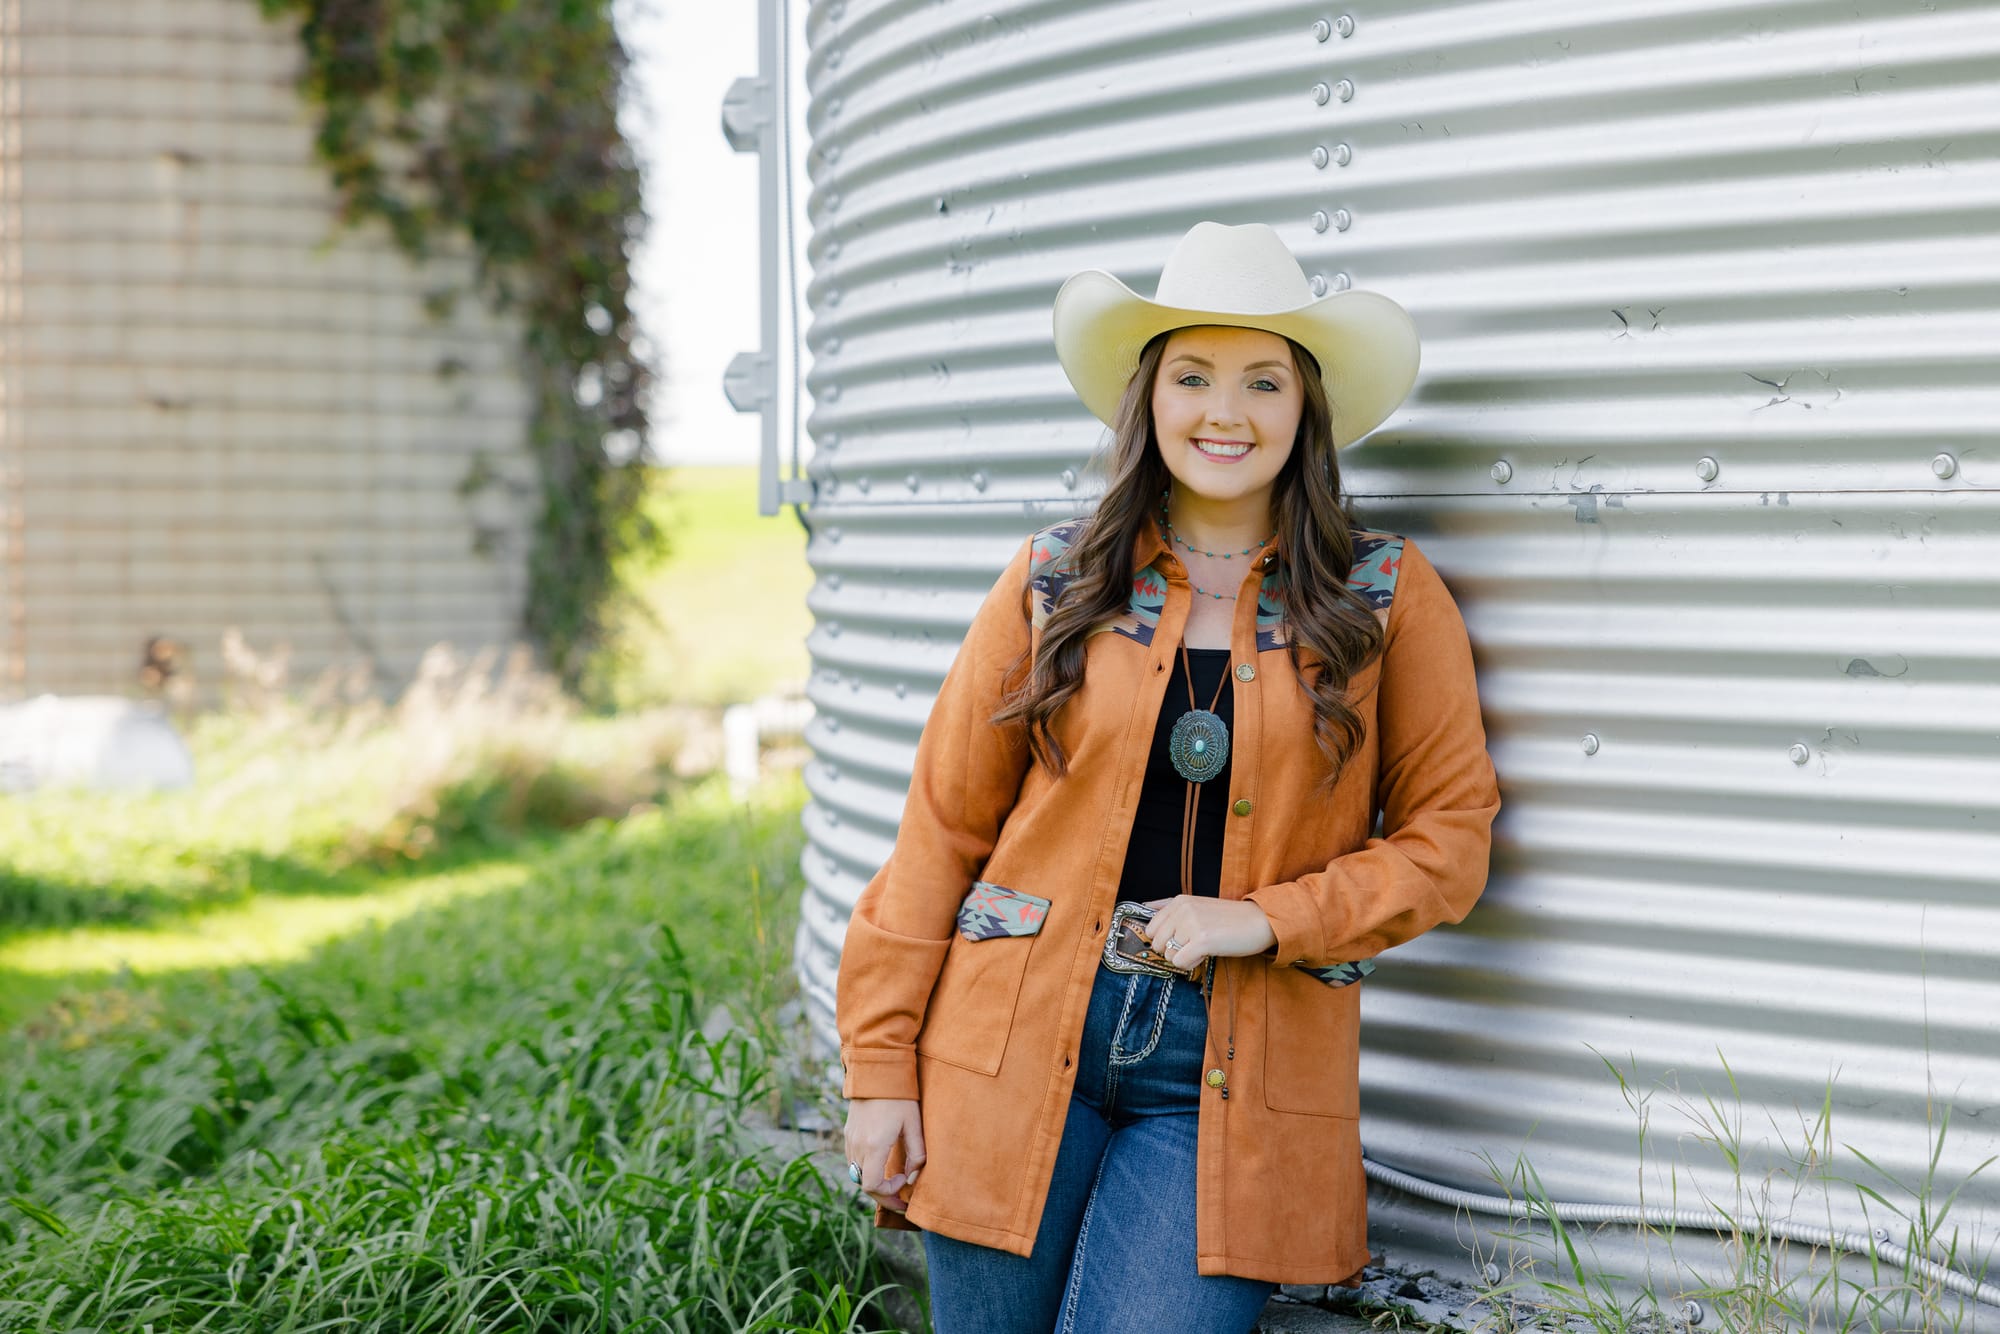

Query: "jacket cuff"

xmin=1244 ymin=881 xmax=1325 ymax=968
xmin=840 ymin=1045 xmax=921 ymax=1101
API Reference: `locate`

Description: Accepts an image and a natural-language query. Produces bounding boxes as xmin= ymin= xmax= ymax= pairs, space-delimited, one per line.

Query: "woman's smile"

xmin=1190 ymin=436 xmax=1254 ymax=462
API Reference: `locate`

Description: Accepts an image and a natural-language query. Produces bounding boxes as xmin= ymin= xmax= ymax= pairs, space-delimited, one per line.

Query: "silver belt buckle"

xmin=1101 ymin=900 xmax=1207 ymax=981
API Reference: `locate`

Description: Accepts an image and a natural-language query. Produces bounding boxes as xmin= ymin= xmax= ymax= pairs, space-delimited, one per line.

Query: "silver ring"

xmin=847 ymin=1160 xmax=862 ymax=1184
xmin=1165 ymin=937 xmax=1183 ymax=953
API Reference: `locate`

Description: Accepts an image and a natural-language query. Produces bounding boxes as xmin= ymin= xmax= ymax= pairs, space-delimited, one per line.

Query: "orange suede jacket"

xmin=834 ymin=512 xmax=1501 ymax=1284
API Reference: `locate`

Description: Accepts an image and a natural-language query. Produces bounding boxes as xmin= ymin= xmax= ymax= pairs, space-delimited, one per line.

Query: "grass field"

xmin=0 ymin=471 xmax=906 ymax=1331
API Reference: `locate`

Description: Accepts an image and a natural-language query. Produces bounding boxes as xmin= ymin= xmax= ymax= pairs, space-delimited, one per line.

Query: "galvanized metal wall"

xmin=784 ymin=0 xmax=1999 ymax=1313
xmin=0 ymin=0 xmax=538 ymax=700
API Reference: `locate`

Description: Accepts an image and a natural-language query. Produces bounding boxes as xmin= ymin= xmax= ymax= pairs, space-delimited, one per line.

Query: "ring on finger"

xmin=847 ymin=1160 xmax=862 ymax=1184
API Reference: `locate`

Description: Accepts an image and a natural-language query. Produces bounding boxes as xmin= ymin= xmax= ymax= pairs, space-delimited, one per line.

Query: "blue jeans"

xmin=921 ymin=960 xmax=1278 ymax=1333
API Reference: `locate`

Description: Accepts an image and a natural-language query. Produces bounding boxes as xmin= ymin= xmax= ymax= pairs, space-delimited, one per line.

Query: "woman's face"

xmin=1150 ymin=325 xmax=1303 ymax=513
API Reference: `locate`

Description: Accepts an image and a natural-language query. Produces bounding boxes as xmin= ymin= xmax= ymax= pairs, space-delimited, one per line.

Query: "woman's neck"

xmin=1164 ymin=488 xmax=1275 ymax=554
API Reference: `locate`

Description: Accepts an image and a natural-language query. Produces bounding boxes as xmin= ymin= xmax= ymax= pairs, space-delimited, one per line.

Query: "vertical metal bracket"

xmin=722 ymin=0 xmax=814 ymax=516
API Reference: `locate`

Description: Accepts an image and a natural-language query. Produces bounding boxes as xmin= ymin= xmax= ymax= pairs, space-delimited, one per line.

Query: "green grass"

xmin=594 ymin=465 xmax=815 ymax=710
xmin=0 ymin=772 xmax=903 ymax=1331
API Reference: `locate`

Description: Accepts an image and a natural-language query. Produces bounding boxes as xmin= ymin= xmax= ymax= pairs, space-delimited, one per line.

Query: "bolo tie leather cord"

xmin=1174 ymin=640 xmax=1239 ymax=1099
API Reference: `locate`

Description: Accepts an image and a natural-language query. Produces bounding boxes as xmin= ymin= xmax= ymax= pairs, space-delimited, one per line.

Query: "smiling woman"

xmin=834 ymin=220 xmax=1501 ymax=1333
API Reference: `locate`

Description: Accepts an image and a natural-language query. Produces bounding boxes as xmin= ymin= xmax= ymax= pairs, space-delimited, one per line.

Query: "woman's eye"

xmin=1253 ymin=378 xmax=1278 ymax=391
xmin=1177 ymin=373 xmax=1206 ymax=387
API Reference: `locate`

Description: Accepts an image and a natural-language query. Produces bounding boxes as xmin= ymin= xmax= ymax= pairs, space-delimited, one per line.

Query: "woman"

xmin=835 ymin=220 xmax=1501 ymax=1333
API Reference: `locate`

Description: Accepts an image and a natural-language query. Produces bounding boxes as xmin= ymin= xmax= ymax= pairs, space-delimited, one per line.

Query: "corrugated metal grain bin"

xmin=0 ymin=0 xmax=539 ymax=700
xmin=731 ymin=0 xmax=2000 ymax=1320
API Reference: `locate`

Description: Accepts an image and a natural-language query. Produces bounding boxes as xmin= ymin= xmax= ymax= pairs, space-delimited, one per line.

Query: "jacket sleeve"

xmin=835 ymin=532 xmax=1037 ymax=1100
xmin=1245 ymin=535 xmax=1501 ymax=968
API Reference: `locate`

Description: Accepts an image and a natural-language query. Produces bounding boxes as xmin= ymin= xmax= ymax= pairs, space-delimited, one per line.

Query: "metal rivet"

xmin=1060 ymin=468 xmax=1077 ymax=490
xmin=970 ymin=470 xmax=988 ymax=492
xmin=1789 ymin=743 xmax=1811 ymax=765
xmin=1312 ymin=18 xmax=1331 ymax=41
xmin=1490 ymin=460 xmax=1513 ymax=484
xmin=1336 ymin=78 xmax=1355 ymax=102
xmin=827 ymin=526 xmax=842 ymax=542
xmin=826 ymin=620 xmax=841 ymax=636
xmin=1235 ymin=663 xmax=1255 ymax=681
xmin=825 ymin=238 xmax=841 ymax=258
xmin=828 ymin=0 xmax=844 ymax=19
xmin=1333 ymin=208 xmax=1351 ymax=231
xmin=1332 ymin=272 xmax=1351 ymax=290
xmin=823 ymin=383 xmax=841 ymax=401
xmin=1312 ymin=81 xmax=1331 ymax=106
xmin=1872 ymin=1226 xmax=1892 ymax=1245
xmin=1309 ymin=274 xmax=1329 ymax=297
xmin=1206 ymin=1068 xmax=1226 ymax=1086
xmin=905 ymin=472 xmax=920 ymax=492
xmin=1333 ymin=142 xmax=1352 ymax=166
xmin=1696 ymin=455 xmax=1719 ymax=482
xmin=825 ymin=336 xmax=843 ymax=354
xmin=1932 ymin=452 xmax=1957 ymax=479
xmin=827 ymin=96 xmax=843 ymax=116
xmin=894 ymin=681 xmax=907 ymax=698
xmin=855 ymin=475 xmax=869 ymax=493
xmin=1581 ymin=732 xmax=1600 ymax=756
xmin=824 ymin=431 xmax=841 ymax=449
xmin=826 ymin=572 xmax=842 ymax=590
xmin=1311 ymin=210 xmax=1330 ymax=233
xmin=1311 ymin=144 xmax=1330 ymax=169
xmin=825 ymin=143 xmax=842 ymax=163
xmin=1483 ymin=1263 xmax=1502 ymax=1285
xmin=825 ymin=716 xmax=840 ymax=732
xmin=1681 ymin=1300 xmax=1705 ymax=1327
xmin=1232 ymin=798 xmax=1253 ymax=816
xmin=826 ymin=48 xmax=842 ymax=69
xmin=1336 ymin=14 xmax=1355 ymax=36
xmin=825 ymin=287 xmax=842 ymax=306
xmin=826 ymin=192 xmax=842 ymax=211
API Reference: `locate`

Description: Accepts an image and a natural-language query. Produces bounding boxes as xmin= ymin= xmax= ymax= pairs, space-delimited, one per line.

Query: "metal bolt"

xmin=1582 ymin=732 xmax=1600 ymax=756
xmin=826 ymin=192 xmax=842 ymax=212
xmin=825 ymin=143 xmax=842 ymax=163
xmin=828 ymin=0 xmax=844 ymax=18
xmin=1695 ymin=455 xmax=1719 ymax=482
xmin=1312 ymin=81 xmax=1331 ymax=106
xmin=855 ymin=475 xmax=869 ymax=493
xmin=1334 ymin=141 xmax=1352 ymax=165
xmin=1060 ymin=468 xmax=1077 ymax=490
xmin=1310 ymin=274 xmax=1329 ymax=297
xmin=825 ymin=715 xmax=841 ymax=731
xmin=1483 ymin=1263 xmax=1502 ymax=1285
xmin=1312 ymin=18 xmax=1331 ymax=40
xmin=1336 ymin=13 xmax=1355 ymax=36
xmin=827 ymin=526 xmax=842 ymax=542
xmin=825 ymin=572 xmax=842 ymax=590
xmin=1682 ymin=1299 xmax=1706 ymax=1326
xmin=825 ymin=335 xmax=843 ymax=354
xmin=1311 ymin=210 xmax=1330 ymax=233
xmin=823 ymin=431 xmax=841 ymax=450
xmin=823 ymin=383 xmax=840 ymax=401
xmin=826 ymin=238 xmax=841 ymax=258
xmin=1331 ymin=271 xmax=1351 ymax=290
xmin=1336 ymin=78 xmax=1355 ymax=102
xmin=1333 ymin=207 xmax=1352 ymax=231
xmin=827 ymin=96 xmax=843 ymax=116
xmin=1873 ymin=1226 xmax=1893 ymax=1245
xmin=825 ymin=287 xmax=842 ymax=306
xmin=905 ymin=472 xmax=920 ymax=492
xmin=1311 ymin=144 xmax=1330 ymax=168
xmin=1932 ymin=452 xmax=1957 ymax=479
xmin=970 ymin=469 xmax=988 ymax=492
xmin=826 ymin=620 xmax=841 ymax=636
xmin=826 ymin=48 xmax=843 ymax=69
xmin=1789 ymin=743 xmax=1811 ymax=765
xmin=1490 ymin=460 xmax=1513 ymax=484
xmin=894 ymin=681 xmax=907 ymax=699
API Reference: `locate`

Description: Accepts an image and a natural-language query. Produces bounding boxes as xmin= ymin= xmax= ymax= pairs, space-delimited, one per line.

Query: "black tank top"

xmin=1116 ymin=646 xmax=1234 ymax=902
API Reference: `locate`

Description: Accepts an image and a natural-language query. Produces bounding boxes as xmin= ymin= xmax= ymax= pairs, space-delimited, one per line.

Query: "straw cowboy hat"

xmin=1051 ymin=220 xmax=1420 ymax=448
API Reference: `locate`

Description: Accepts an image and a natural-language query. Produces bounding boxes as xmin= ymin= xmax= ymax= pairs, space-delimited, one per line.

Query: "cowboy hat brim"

xmin=1051 ymin=268 xmax=1420 ymax=448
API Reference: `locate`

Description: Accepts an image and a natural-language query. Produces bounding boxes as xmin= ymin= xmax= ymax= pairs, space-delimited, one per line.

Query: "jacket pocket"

xmin=1263 ymin=964 xmax=1362 ymax=1119
xmin=1294 ymin=959 xmax=1375 ymax=988
xmin=955 ymin=881 xmax=1050 ymax=941
xmin=916 ymin=882 xmax=1049 ymax=1076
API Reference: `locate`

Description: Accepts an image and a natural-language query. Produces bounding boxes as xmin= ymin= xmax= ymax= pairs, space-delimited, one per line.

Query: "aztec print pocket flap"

xmin=1294 ymin=959 xmax=1376 ymax=988
xmin=956 ymin=881 xmax=1051 ymax=941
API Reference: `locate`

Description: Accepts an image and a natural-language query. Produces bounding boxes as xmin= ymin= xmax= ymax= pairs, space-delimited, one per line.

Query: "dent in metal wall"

xmin=1 ymin=0 xmax=539 ymax=700
xmin=772 ymin=0 xmax=2000 ymax=1317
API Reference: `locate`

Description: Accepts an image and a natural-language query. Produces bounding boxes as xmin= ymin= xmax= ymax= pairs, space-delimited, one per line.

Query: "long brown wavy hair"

xmin=991 ymin=326 xmax=1386 ymax=794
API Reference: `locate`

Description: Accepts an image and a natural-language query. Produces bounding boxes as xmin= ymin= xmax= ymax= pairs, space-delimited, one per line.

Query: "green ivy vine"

xmin=257 ymin=0 xmax=661 ymax=697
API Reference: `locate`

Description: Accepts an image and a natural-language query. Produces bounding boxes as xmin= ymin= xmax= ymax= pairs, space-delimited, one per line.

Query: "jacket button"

xmin=1205 ymin=1068 xmax=1226 ymax=1087
xmin=1235 ymin=662 xmax=1255 ymax=682
xmin=1232 ymin=798 xmax=1253 ymax=816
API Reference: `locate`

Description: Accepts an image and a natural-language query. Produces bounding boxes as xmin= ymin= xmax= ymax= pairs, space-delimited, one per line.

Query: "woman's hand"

xmin=1137 ymin=896 xmax=1276 ymax=973
xmin=843 ymin=1097 xmax=925 ymax=1213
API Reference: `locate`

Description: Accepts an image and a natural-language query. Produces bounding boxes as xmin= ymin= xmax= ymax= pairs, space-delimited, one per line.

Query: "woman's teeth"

xmin=1194 ymin=438 xmax=1251 ymax=459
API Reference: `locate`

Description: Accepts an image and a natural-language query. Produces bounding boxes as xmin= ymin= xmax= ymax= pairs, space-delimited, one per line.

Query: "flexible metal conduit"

xmin=1362 ymin=1156 xmax=2000 ymax=1310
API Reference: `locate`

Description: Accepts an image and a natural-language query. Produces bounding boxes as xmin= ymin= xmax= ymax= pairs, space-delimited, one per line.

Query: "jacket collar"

xmin=1132 ymin=509 xmax=1284 ymax=575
